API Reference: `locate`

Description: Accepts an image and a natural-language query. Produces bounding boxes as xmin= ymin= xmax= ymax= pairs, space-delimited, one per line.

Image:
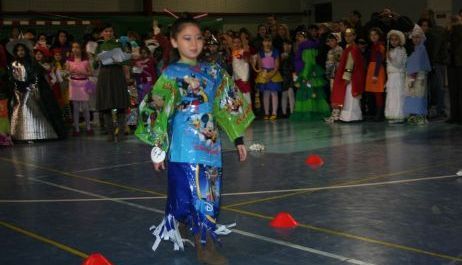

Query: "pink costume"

xmin=68 ymin=59 xmax=91 ymax=101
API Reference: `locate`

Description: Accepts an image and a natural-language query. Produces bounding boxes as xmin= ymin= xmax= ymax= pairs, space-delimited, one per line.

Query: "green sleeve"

xmin=213 ymin=69 xmax=255 ymax=142
xmin=135 ymin=74 xmax=179 ymax=152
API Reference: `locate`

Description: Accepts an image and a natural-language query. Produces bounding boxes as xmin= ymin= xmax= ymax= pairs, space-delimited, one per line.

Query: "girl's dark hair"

xmin=13 ymin=43 xmax=32 ymax=60
xmin=282 ymin=38 xmax=292 ymax=45
xmin=53 ymin=30 xmax=71 ymax=48
xmin=69 ymin=41 xmax=88 ymax=61
xmin=326 ymin=33 xmax=338 ymax=41
xmin=263 ymin=34 xmax=272 ymax=41
xmin=170 ymin=14 xmax=201 ymax=39
xmin=140 ymin=46 xmax=151 ymax=55
xmin=101 ymin=23 xmax=113 ymax=30
xmin=417 ymin=18 xmax=433 ymax=28
xmin=369 ymin=27 xmax=384 ymax=38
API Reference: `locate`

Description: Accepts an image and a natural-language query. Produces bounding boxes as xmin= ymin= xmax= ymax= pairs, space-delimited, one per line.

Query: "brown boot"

xmin=104 ymin=112 xmax=115 ymax=142
xmin=178 ymin=223 xmax=188 ymax=239
xmin=195 ymin=233 xmax=229 ymax=265
xmin=115 ymin=112 xmax=126 ymax=143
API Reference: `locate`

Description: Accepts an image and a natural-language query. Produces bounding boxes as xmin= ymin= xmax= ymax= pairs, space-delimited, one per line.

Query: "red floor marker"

xmin=305 ymin=154 xmax=324 ymax=169
xmin=81 ymin=253 xmax=114 ymax=265
xmin=269 ymin=212 xmax=298 ymax=228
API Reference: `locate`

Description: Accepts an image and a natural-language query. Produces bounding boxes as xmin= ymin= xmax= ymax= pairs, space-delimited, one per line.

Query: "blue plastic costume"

xmin=136 ymin=62 xmax=254 ymax=251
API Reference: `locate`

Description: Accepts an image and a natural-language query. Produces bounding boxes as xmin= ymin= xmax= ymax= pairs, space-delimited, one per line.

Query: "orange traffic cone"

xmin=81 ymin=253 xmax=113 ymax=265
xmin=305 ymin=154 xmax=324 ymax=169
xmin=269 ymin=212 xmax=298 ymax=228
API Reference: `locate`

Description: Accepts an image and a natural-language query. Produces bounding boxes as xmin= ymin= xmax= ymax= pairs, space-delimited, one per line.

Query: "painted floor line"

xmin=1 ymin=174 xmax=459 ymax=204
xmin=224 ymin=162 xmax=458 ymax=208
xmin=222 ymin=174 xmax=460 ymax=196
xmin=72 ymin=160 xmax=152 ymax=173
xmin=24 ymin=176 xmax=375 ymax=265
xmin=232 ymin=229 xmax=375 ymax=265
xmin=0 ymin=196 xmax=168 ymax=203
xmin=3 ymin=157 xmax=461 ymax=262
xmin=0 ymin=220 xmax=89 ymax=259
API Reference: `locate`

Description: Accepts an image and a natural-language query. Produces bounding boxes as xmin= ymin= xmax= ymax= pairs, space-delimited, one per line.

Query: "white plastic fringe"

xmin=214 ymin=223 xmax=236 ymax=235
xmin=150 ymin=215 xmax=184 ymax=252
xmin=249 ymin=143 xmax=265 ymax=152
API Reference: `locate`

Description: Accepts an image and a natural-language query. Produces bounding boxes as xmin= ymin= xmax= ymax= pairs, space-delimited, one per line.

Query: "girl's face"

xmin=54 ymin=52 xmax=62 ymax=62
xmin=171 ymin=23 xmax=204 ymax=63
xmin=232 ymin=38 xmax=242 ymax=50
xmin=295 ymin=33 xmax=306 ymax=43
xmin=258 ymin=26 xmax=267 ymax=37
xmin=240 ymin=32 xmax=249 ymax=42
xmin=38 ymin=35 xmax=47 ymax=43
xmin=420 ymin=21 xmax=429 ymax=33
xmin=16 ymin=46 xmax=26 ymax=58
xmin=283 ymin=42 xmax=292 ymax=53
xmin=102 ymin=27 xmax=114 ymax=40
xmin=370 ymin=31 xmax=380 ymax=43
xmin=263 ymin=39 xmax=272 ymax=50
xmin=71 ymin=43 xmax=81 ymax=56
xmin=208 ymin=44 xmax=218 ymax=54
xmin=345 ymin=32 xmax=356 ymax=44
xmin=277 ymin=26 xmax=286 ymax=37
xmin=389 ymin=35 xmax=400 ymax=48
xmin=326 ymin=38 xmax=338 ymax=48
xmin=35 ymin=51 xmax=44 ymax=62
xmin=140 ymin=49 xmax=149 ymax=58
xmin=412 ymin=35 xmax=422 ymax=46
xmin=58 ymin=32 xmax=67 ymax=44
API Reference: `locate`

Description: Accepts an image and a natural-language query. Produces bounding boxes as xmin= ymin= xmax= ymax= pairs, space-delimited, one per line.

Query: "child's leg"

xmin=288 ymin=87 xmax=295 ymax=114
xmin=243 ymin=92 xmax=251 ymax=106
xmin=271 ymin=91 xmax=279 ymax=116
xmin=72 ymin=101 xmax=80 ymax=132
xmin=375 ymin=92 xmax=385 ymax=120
xmin=263 ymin=90 xmax=270 ymax=115
xmin=82 ymin=101 xmax=91 ymax=130
xmin=281 ymin=90 xmax=288 ymax=115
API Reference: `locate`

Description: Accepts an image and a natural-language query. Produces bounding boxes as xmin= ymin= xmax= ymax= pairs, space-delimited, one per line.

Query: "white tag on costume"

xmin=151 ymin=147 xmax=166 ymax=163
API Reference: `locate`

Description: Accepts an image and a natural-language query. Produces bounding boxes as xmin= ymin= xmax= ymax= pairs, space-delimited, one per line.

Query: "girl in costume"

xmin=254 ymin=35 xmax=283 ymax=120
xmin=51 ymin=48 xmax=71 ymax=122
xmin=66 ymin=42 xmax=93 ymax=136
xmin=135 ymin=16 xmax=254 ymax=265
xmin=325 ymin=33 xmax=343 ymax=93
xmin=133 ymin=46 xmax=157 ymax=103
xmin=231 ymin=35 xmax=251 ymax=105
xmin=7 ymin=40 xmax=66 ymax=142
xmin=95 ymin=23 xmax=131 ymax=142
xmin=291 ymin=37 xmax=330 ymax=121
xmin=0 ymin=44 xmax=12 ymax=146
xmin=280 ymin=39 xmax=295 ymax=118
xmin=384 ymin=30 xmax=407 ymax=123
xmin=34 ymin=48 xmax=52 ymax=80
xmin=329 ymin=28 xmax=366 ymax=122
xmin=365 ymin=28 xmax=386 ymax=121
xmin=404 ymin=25 xmax=432 ymax=125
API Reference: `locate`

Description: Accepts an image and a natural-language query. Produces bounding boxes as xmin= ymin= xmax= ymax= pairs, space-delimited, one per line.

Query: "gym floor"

xmin=1 ymin=120 xmax=461 ymax=265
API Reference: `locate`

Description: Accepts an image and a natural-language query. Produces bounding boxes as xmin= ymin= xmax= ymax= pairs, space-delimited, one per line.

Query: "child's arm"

xmin=372 ymin=46 xmax=384 ymax=82
xmin=135 ymin=74 xmax=179 ymax=170
xmin=267 ymin=57 xmax=280 ymax=79
xmin=252 ymin=55 xmax=261 ymax=72
xmin=213 ymin=69 xmax=255 ymax=161
xmin=86 ymin=61 xmax=93 ymax=76
xmin=342 ymin=51 xmax=354 ymax=82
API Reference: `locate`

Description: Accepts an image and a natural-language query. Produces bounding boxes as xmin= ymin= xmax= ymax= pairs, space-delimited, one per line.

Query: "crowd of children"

xmin=1 ymin=8 xmax=462 ymax=147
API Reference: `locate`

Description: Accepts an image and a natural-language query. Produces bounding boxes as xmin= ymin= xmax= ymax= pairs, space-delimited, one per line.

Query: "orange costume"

xmin=365 ymin=42 xmax=386 ymax=93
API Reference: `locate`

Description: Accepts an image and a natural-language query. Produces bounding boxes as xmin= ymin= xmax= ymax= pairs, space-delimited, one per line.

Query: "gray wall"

xmin=2 ymin=0 xmax=142 ymax=12
xmin=307 ymin=0 xmax=427 ymax=22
